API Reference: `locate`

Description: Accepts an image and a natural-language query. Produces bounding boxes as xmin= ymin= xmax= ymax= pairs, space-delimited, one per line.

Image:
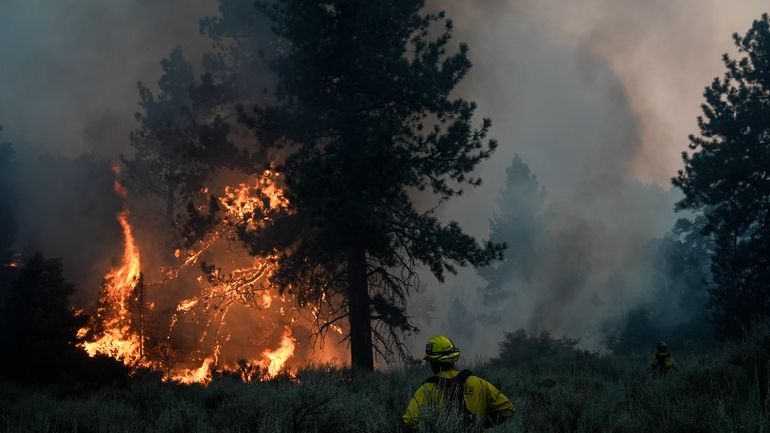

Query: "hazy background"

xmin=1 ymin=0 xmax=766 ymax=360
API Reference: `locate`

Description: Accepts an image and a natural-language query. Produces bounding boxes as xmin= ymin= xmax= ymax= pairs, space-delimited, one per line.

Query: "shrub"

xmin=489 ymin=328 xmax=596 ymax=372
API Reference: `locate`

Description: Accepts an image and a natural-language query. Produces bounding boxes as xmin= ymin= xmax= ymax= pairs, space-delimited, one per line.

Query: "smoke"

xmin=11 ymin=155 xmax=123 ymax=305
xmin=407 ymin=0 xmax=765 ymax=357
xmin=0 ymin=0 xmax=217 ymax=158
xmin=0 ymin=0 xmax=226 ymax=293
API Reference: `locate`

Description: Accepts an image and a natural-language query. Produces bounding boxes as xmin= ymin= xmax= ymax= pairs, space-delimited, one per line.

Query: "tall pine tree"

xmin=124 ymin=47 xmax=237 ymax=225
xmin=479 ymin=154 xmax=545 ymax=305
xmin=674 ymin=14 xmax=770 ymax=339
xmin=240 ymin=0 xmax=504 ymax=369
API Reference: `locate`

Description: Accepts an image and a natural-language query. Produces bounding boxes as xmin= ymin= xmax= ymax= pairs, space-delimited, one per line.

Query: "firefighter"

xmin=649 ymin=341 xmax=677 ymax=375
xmin=402 ymin=335 xmax=515 ymax=432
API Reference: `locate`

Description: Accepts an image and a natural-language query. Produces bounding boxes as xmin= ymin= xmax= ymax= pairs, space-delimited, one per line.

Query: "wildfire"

xmin=260 ymin=327 xmax=296 ymax=377
xmin=170 ymin=357 xmax=215 ymax=385
xmin=166 ymin=327 xmax=296 ymax=384
xmin=219 ymin=170 xmax=289 ymax=232
xmin=78 ymin=175 xmax=144 ymax=365
xmin=76 ymin=168 xmax=341 ymax=385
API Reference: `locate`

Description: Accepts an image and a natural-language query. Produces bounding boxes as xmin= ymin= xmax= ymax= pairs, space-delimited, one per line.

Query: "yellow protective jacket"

xmin=402 ymin=368 xmax=515 ymax=431
xmin=650 ymin=352 xmax=677 ymax=373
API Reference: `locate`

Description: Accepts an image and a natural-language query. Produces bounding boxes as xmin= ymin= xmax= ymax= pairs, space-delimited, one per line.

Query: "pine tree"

xmin=673 ymin=14 xmax=770 ymax=339
xmin=240 ymin=0 xmax=504 ymax=369
xmin=0 ymin=254 xmax=85 ymax=379
xmin=123 ymin=47 xmax=237 ymax=224
xmin=478 ymin=154 xmax=545 ymax=305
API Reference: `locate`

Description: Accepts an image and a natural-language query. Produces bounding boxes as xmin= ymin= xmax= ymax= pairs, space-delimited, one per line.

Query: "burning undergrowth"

xmin=77 ymin=167 xmax=348 ymax=385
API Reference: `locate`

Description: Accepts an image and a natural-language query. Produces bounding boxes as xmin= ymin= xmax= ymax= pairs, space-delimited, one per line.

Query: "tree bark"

xmin=347 ymin=245 xmax=373 ymax=370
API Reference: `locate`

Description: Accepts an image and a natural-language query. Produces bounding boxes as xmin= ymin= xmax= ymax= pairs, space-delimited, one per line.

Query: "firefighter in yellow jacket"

xmin=402 ymin=335 xmax=515 ymax=431
xmin=649 ymin=341 xmax=677 ymax=375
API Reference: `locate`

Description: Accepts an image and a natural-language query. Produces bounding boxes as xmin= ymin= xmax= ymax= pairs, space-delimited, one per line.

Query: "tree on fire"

xmin=123 ymin=47 xmax=240 ymax=225
xmin=0 ymin=254 xmax=129 ymax=384
xmin=673 ymin=13 xmax=770 ymax=339
xmin=238 ymin=0 xmax=504 ymax=370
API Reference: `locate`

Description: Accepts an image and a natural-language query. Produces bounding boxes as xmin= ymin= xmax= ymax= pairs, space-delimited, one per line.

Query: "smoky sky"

xmin=0 ymin=1 xmax=767 ymax=360
xmin=410 ymin=0 xmax=766 ymax=357
xmin=0 ymin=0 xmax=217 ymax=158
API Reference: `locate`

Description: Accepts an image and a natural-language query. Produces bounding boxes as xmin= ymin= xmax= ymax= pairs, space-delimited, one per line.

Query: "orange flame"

xmin=260 ymin=327 xmax=296 ymax=378
xmin=219 ymin=170 xmax=289 ymax=231
xmin=79 ymin=206 xmax=144 ymax=364
xmin=77 ymin=169 xmax=343 ymax=385
xmin=112 ymin=164 xmax=128 ymax=198
xmin=168 ymin=357 xmax=215 ymax=385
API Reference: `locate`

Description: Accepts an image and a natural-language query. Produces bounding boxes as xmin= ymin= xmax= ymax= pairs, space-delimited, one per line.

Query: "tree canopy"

xmin=239 ymin=0 xmax=504 ymax=369
xmin=673 ymin=13 xmax=770 ymax=339
xmin=0 ymin=254 xmax=84 ymax=380
xmin=479 ymin=154 xmax=544 ymax=306
xmin=123 ymin=47 xmax=238 ymax=225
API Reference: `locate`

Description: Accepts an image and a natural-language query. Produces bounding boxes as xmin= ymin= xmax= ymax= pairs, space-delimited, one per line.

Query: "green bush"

xmin=489 ymin=328 xmax=599 ymax=373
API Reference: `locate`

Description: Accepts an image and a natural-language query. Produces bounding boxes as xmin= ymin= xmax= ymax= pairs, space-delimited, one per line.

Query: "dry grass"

xmin=3 ymin=328 xmax=770 ymax=433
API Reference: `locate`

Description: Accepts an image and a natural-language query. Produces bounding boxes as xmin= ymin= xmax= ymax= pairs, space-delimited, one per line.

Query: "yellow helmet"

xmin=423 ymin=335 xmax=461 ymax=363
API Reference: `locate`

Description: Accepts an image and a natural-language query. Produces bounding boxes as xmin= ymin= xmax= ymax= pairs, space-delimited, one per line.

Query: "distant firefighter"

xmin=402 ymin=335 xmax=515 ymax=432
xmin=649 ymin=341 xmax=677 ymax=375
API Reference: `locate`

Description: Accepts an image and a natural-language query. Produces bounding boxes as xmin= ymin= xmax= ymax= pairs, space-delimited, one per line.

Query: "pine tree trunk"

xmin=347 ymin=245 xmax=373 ymax=370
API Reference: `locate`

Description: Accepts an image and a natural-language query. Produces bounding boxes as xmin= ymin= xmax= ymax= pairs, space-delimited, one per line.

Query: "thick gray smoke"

xmin=0 ymin=0 xmax=765 ymax=361
xmin=0 ymin=1 xmax=220 ymax=298
xmin=407 ymin=0 xmax=766 ymax=357
xmin=0 ymin=0 xmax=216 ymax=158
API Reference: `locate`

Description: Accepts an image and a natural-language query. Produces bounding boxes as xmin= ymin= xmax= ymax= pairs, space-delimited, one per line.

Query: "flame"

xmin=108 ymin=211 xmax=141 ymax=301
xmin=112 ymin=164 xmax=128 ymax=198
xmin=260 ymin=327 xmax=296 ymax=378
xmin=78 ymin=181 xmax=144 ymax=365
xmin=160 ymin=171 xmax=304 ymax=383
xmin=261 ymin=292 xmax=273 ymax=309
xmin=164 ymin=329 xmax=296 ymax=384
xmin=77 ymin=168 xmax=343 ymax=385
xmin=176 ymin=299 xmax=199 ymax=313
xmin=169 ymin=357 xmax=215 ymax=385
xmin=219 ymin=170 xmax=289 ymax=231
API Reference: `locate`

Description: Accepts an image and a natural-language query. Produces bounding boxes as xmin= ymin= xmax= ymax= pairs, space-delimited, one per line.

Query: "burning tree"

xmin=238 ymin=0 xmax=504 ymax=370
xmin=123 ymin=47 xmax=239 ymax=225
xmin=76 ymin=159 xmax=317 ymax=382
